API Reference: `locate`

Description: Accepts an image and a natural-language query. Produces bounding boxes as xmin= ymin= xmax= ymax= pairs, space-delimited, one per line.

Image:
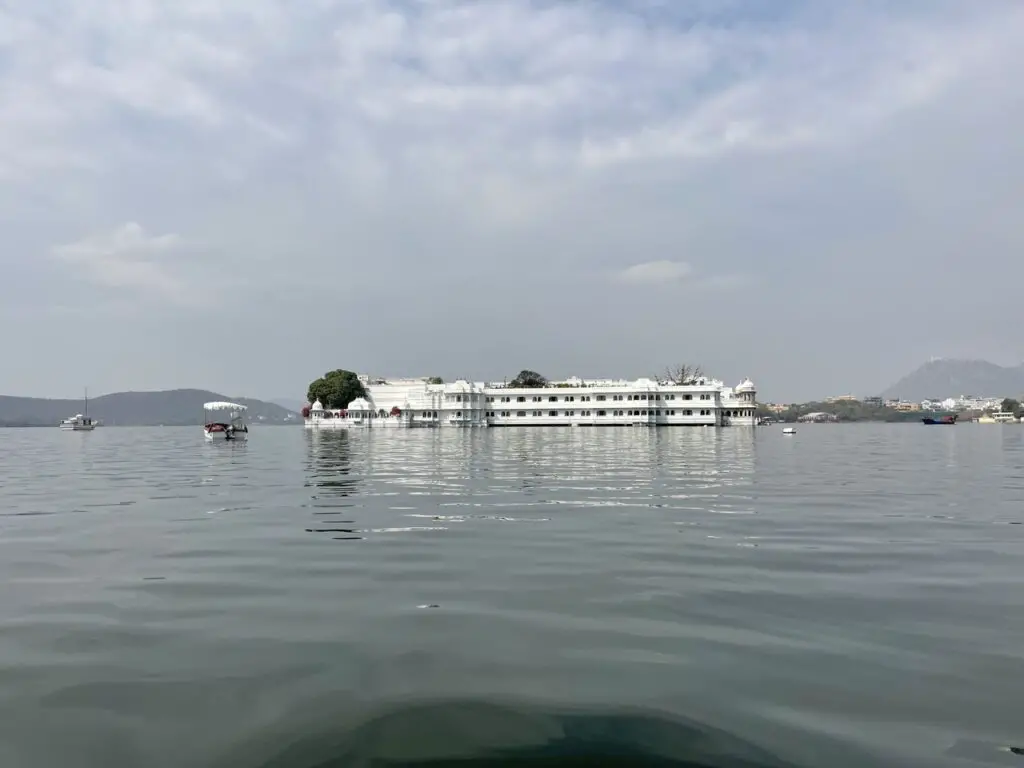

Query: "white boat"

xmin=60 ymin=388 xmax=97 ymax=431
xmin=59 ymin=413 xmax=96 ymax=431
xmin=977 ymin=411 xmax=1018 ymax=424
xmin=782 ymin=427 xmax=796 ymax=435
xmin=202 ymin=401 xmax=249 ymax=441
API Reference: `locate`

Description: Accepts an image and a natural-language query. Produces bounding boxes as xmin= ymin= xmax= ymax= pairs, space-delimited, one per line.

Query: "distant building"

xmin=798 ymin=412 xmax=839 ymax=423
xmin=946 ymin=395 xmax=1003 ymax=412
xmin=893 ymin=401 xmax=921 ymax=412
xmin=863 ymin=396 xmax=883 ymax=407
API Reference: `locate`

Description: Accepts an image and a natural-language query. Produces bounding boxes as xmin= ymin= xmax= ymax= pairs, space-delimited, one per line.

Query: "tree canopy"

xmin=509 ymin=369 xmax=547 ymax=388
xmin=663 ymin=364 xmax=705 ymax=385
xmin=307 ymin=369 xmax=367 ymax=409
xmin=427 ymin=376 xmax=444 ymax=385
xmin=1002 ymin=397 xmax=1021 ymax=416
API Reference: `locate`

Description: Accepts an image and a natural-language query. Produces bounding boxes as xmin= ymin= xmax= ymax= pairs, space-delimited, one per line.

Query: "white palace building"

xmin=303 ymin=374 xmax=758 ymax=429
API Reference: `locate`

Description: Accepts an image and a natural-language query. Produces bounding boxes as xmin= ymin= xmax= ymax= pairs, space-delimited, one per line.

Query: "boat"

xmin=976 ymin=411 xmax=1017 ymax=424
xmin=303 ymin=374 xmax=760 ymax=429
xmin=59 ymin=388 xmax=96 ymax=431
xmin=59 ymin=413 xmax=96 ymax=431
xmin=922 ymin=414 xmax=957 ymax=425
xmin=203 ymin=401 xmax=249 ymax=441
xmin=782 ymin=427 xmax=796 ymax=435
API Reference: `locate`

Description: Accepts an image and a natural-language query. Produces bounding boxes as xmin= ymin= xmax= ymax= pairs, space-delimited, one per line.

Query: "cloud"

xmin=52 ymin=222 xmax=190 ymax=302
xmin=615 ymin=260 xmax=747 ymax=290
xmin=0 ymin=1 xmax=1022 ymax=401
xmin=617 ymin=260 xmax=694 ymax=284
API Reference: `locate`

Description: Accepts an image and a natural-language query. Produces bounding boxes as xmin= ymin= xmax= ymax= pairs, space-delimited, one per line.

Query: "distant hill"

xmin=270 ymin=397 xmax=306 ymax=412
xmin=0 ymin=389 xmax=300 ymax=427
xmin=881 ymin=359 xmax=1024 ymax=401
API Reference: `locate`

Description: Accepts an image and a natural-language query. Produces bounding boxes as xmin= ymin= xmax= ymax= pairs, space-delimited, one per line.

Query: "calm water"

xmin=1 ymin=425 xmax=1023 ymax=767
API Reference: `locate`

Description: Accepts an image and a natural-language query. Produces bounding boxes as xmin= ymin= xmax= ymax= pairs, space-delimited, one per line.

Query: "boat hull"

xmin=59 ymin=424 xmax=95 ymax=431
xmin=204 ymin=428 xmax=249 ymax=441
xmin=922 ymin=416 xmax=957 ymax=425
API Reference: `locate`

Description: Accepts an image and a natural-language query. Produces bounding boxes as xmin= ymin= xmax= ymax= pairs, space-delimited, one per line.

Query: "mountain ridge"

xmin=880 ymin=359 xmax=1024 ymax=401
xmin=0 ymin=389 xmax=299 ymax=427
xmin=270 ymin=397 xmax=306 ymax=412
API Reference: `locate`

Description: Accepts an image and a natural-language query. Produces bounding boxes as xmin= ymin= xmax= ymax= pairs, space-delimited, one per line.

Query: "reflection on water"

xmin=304 ymin=430 xmax=360 ymax=539
xmin=305 ymin=429 xmax=357 ymax=496
xmin=0 ymin=425 xmax=1022 ymax=767
xmin=301 ymin=428 xmax=759 ymax=541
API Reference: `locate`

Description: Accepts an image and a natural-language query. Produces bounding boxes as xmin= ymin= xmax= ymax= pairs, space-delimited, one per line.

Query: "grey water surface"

xmin=1 ymin=424 xmax=1022 ymax=767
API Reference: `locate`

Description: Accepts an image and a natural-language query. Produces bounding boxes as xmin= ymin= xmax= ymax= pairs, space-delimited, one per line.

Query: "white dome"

xmin=348 ymin=397 xmax=371 ymax=410
xmin=311 ymin=399 xmax=324 ymax=410
xmin=735 ymin=378 xmax=755 ymax=392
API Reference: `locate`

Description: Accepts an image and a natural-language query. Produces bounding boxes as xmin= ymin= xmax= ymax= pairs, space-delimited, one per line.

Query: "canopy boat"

xmin=922 ymin=414 xmax=957 ymax=425
xmin=203 ymin=401 xmax=249 ymax=441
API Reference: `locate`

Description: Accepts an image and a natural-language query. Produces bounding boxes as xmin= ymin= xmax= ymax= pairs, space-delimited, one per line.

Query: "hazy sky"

xmin=2 ymin=0 xmax=1022 ymax=403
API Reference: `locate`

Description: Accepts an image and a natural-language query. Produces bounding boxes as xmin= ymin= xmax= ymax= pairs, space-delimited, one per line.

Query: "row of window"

xmin=333 ymin=408 xmax=754 ymax=420
xmin=483 ymin=409 xmax=723 ymax=418
xmin=414 ymin=409 xmax=756 ymax=419
xmin=488 ymin=393 xmax=711 ymax=404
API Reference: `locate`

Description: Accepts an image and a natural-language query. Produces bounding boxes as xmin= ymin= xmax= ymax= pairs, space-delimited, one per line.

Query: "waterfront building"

xmin=303 ymin=374 xmax=758 ymax=429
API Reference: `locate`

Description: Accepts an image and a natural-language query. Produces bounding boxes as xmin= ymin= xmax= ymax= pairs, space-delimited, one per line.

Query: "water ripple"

xmin=0 ymin=424 xmax=1022 ymax=766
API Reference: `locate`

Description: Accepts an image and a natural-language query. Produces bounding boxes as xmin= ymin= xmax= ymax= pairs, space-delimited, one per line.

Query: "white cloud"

xmin=52 ymin=222 xmax=190 ymax=302
xmin=5 ymin=0 xmax=1018 ymax=184
xmin=0 ymin=0 xmax=1022 ymax=400
xmin=617 ymin=260 xmax=694 ymax=284
xmin=614 ymin=260 xmax=746 ymax=290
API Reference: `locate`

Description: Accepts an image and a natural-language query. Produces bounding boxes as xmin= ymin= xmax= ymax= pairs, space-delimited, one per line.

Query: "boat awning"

xmin=203 ymin=401 xmax=248 ymax=411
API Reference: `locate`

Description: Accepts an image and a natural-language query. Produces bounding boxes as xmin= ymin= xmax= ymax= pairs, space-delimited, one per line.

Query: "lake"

xmin=1 ymin=424 xmax=1022 ymax=767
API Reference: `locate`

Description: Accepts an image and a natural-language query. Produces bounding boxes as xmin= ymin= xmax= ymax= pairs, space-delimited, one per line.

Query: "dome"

xmin=735 ymin=378 xmax=755 ymax=393
xmin=348 ymin=397 xmax=371 ymax=411
xmin=311 ymin=399 xmax=324 ymax=410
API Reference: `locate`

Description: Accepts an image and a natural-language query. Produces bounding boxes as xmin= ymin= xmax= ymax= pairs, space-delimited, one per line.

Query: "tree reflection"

xmin=305 ymin=429 xmax=360 ymax=496
xmin=304 ymin=431 xmax=362 ymax=539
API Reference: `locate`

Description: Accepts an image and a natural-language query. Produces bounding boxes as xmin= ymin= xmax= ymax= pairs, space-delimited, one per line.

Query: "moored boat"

xmin=976 ymin=411 xmax=1017 ymax=424
xmin=922 ymin=414 xmax=957 ymax=425
xmin=59 ymin=413 xmax=96 ymax=431
xmin=59 ymin=388 xmax=97 ymax=431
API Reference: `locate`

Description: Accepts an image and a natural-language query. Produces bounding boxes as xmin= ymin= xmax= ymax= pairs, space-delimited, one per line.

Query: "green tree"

xmin=307 ymin=369 xmax=367 ymax=409
xmin=427 ymin=376 xmax=444 ymax=385
xmin=1001 ymin=397 xmax=1020 ymax=416
xmin=509 ymin=369 xmax=547 ymax=388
